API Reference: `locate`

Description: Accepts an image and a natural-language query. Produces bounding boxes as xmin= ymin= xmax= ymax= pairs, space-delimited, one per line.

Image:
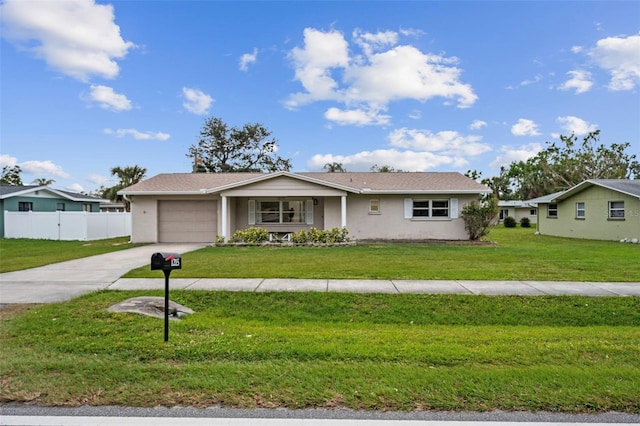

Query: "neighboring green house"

xmin=0 ymin=185 xmax=103 ymax=237
xmin=534 ymin=179 xmax=640 ymax=241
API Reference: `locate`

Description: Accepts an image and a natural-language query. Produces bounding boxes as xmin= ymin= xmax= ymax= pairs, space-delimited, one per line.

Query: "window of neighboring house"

xmin=57 ymin=202 xmax=65 ymax=211
xmin=609 ymin=201 xmax=625 ymax=219
xmin=406 ymin=199 xmax=451 ymax=219
xmin=576 ymin=202 xmax=585 ymax=219
xmin=547 ymin=204 xmax=558 ymax=218
xmin=530 ymin=209 xmax=537 ymax=216
xmin=255 ymin=200 xmax=308 ymax=224
xmin=369 ymin=199 xmax=380 ymax=214
xmin=83 ymin=204 xmax=92 ymax=212
xmin=499 ymin=209 xmax=509 ymax=220
xmin=18 ymin=202 xmax=33 ymax=212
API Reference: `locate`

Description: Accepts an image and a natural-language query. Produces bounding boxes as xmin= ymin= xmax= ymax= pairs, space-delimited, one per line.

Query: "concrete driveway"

xmin=0 ymin=243 xmax=207 ymax=304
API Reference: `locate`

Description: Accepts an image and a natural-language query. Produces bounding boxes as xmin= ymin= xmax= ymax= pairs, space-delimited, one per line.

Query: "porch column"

xmin=341 ymin=195 xmax=347 ymax=229
xmin=221 ymin=195 xmax=228 ymax=240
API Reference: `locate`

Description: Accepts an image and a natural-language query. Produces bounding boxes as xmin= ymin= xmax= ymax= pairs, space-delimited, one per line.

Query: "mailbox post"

xmin=151 ymin=252 xmax=182 ymax=342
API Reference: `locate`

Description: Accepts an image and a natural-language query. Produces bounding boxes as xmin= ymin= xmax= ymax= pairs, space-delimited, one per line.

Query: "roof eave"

xmin=361 ymin=189 xmax=492 ymax=195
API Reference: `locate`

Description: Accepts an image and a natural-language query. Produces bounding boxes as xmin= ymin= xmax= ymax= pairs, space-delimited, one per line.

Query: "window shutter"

xmin=248 ymin=200 xmax=256 ymax=225
xmin=305 ymin=199 xmax=314 ymax=224
xmin=404 ymin=198 xmax=413 ymax=219
xmin=450 ymin=198 xmax=459 ymax=219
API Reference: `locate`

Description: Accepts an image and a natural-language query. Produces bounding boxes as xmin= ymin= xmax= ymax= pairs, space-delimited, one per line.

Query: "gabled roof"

xmin=526 ymin=191 xmax=566 ymax=205
xmin=554 ymin=179 xmax=640 ymax=201
xmin=0 ymin=185 xmax=104 ymax=202
xmin=119 ymin=172 xmax=491 ymax=195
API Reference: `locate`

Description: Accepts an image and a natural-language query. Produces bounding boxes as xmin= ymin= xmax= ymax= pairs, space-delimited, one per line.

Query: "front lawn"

xmin=124 ymin=227 xmax=640 ymax=282
xmin=0 ymin=237 xmax=145 ymax=273
xmin=1 ymin=291 xmax=638 ymax=412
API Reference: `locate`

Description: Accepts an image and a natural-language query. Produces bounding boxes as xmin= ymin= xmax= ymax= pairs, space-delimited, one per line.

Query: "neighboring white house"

xmin=119 ymin=171 xmax=492 ymax=243
xmin=497 ymin=200 xmax=537 ymax=224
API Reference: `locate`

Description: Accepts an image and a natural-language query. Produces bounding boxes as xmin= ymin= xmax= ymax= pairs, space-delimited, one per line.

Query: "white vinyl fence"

xmin=4 ymin=211 xmax=131 ymax=241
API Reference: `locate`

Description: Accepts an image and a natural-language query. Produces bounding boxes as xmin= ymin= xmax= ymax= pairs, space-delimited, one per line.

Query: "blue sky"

xmin=1 ymin=0 xmax=639 ymax=193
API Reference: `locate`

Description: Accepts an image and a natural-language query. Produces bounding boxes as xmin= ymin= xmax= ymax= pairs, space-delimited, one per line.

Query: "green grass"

xmin=124 ymin=227 xmax=640 ymax=282
xmin=1 ymin=291 xmax=639 ymax=412
xmin=0 ymin=237 xmax=146 ymax=273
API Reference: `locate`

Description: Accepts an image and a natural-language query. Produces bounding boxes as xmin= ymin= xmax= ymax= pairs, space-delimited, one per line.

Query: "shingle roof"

xmin=120 ymin=172 xmax=491 ymax=195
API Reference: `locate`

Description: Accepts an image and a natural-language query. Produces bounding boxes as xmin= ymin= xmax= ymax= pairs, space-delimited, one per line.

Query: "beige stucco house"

xmin=534 ymin=179 xmax=640 ymax=241
xmin=118 ymin=171 xmax=491 ymax=243
xmin=497 ymin=200 xmax=537 ymax=224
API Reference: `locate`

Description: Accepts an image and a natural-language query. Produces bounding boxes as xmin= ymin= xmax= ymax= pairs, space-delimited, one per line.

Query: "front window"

xmin=257 ymin=200 xmax=306 ymax=224
xmin=609 ymin=201 xmax=624 ymax=219
xmin=576 ymin=202 xmax=585 ymax=219
xmin=548 ymin=204 xmax=558 ymax=218
xmin=18 ymin=202 xmax=33 ymax=212
xmin=57 ymin=202 xmax=66 ymax=211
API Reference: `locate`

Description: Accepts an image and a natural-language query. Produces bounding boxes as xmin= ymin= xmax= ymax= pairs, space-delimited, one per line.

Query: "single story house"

xmin=0 ymin=185 xmax=104 ymax=237
xmin=119 ymin=171 xmax=492 ymax=243
xmin=497 ymin=200 xmax=537 ymax=223
xmin=533 ymin=179 xmax=640 ymax=241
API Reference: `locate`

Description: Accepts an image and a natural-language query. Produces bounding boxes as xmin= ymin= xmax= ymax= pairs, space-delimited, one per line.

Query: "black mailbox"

xmin=151 ymin=252 xmax=182 ymax=271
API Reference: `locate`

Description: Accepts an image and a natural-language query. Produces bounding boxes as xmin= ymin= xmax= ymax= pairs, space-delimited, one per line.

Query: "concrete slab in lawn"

xmin=258 ymin=279 xmax=327 ymax=292
xmin=109 ymin=278 xmax=200 ymax=290
xmin=457 ymin=280 xmax=545 ymax=296
xmin=393 ymin=280 xmax=470 ymax=294
xmin=189 ymin=278 xmax=262 ymax=291
xmin=525 ymin=281 xmax=622 ymax=296
xmin=328 ymin=279 xmax=397 ymax=293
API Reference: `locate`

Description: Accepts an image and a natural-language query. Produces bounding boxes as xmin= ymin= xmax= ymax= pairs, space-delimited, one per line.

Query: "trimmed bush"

xmin=520 ymin=217 xmax=531 ymax=228
xmin=230 ymin=226 xmax=269 ymax=243
xmin=504 ymin=216 xmax=517 ymax=228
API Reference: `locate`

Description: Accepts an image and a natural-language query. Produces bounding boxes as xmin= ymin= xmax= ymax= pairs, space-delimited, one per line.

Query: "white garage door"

xmin=158 ymin=200 xmax=217 ymax=243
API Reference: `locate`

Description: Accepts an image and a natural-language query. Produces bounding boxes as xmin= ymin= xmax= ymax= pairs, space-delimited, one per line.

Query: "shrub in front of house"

xmin=230 ymin=226 xmax=269 ymax=243
xmin=504 ymin=216 xmax=517 ymax=228
xmin=520 ymin=217 xmax=531 ymax=228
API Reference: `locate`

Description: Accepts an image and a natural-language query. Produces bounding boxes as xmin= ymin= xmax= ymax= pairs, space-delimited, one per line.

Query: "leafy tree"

xmin=504 ymin=131 xmax=638 ymax=199
xmin=323 ymin=162 xmax=346 ymax=172
xmin=187 ymin=117 xmax=292 ymax=173
xmin=32 ymin=178 xmax=55 ymax=186
xmin=102 ymin=165 xmax=147 ymax=212
xmin=370 ymin=164 xmax=403 ymax=172
xmin=0 ymin=165 xmax=23 ymax=185
xmin=461 ymin=197 xmax=499 ymax=241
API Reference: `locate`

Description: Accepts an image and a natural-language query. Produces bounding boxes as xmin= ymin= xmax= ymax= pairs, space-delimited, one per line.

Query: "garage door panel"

xmin=158 ymin=200 xmax=217 ymax=243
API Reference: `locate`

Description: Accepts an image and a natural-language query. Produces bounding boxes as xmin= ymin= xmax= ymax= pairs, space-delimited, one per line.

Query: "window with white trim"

xmin=249 ymin=199 xmax=313 ymax=225
xmin=369 ymin=199 xmax=380 ymax=214
xmin=18 ymin=202 xmax=33 ymax=211
xmin=575 ymin=202 xmax=585 ymax=219
xmin=547 ymin=204 xmax=558 ymax=218
xmin=609 ymin=201 xmax=624 ymax=219
xmin=405 ymin=199 xmax=453 ymax=219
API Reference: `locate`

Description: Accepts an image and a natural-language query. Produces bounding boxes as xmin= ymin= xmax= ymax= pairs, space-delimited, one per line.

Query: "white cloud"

xmin=104 ymin=128 xmax=170 ymax=141
xmin=490 ymin=143 xmax=543 ymax=169
xmin=556 ymin=116 xmax=598 ymax=136
xmin=558 ymin=70 xmax=593 ymax=94
xmin=324 ymin=107 xmax=390 ymax=126
xmin=239 ymin=48 xmax=258 ymax=71
xmin=511 ymin=119 xmax=540 ymax=136
xmin=308 ymin=149 xmax=459 ymax=172
xmin=285 ymin=27 xmax=477 ymax=121
xmin=0 ymin=0 xmax=135 ymax=81
xmin=19 ymin=160 xmax=70 ymax=179
xmin=181 ymin=87 xmax=213 ymax=115
xmin=470 ymin=120 xmax=487 ymax=130
xmin=0 ymin=154 xmax=18 ymax=167
xmin=67 ymin=183 xmax=85 ymax=193
xmin=88 ymin=174 xmax=111 ymax=185
xmin=388 ymin=128 xmax=491 ymax=157
xmin=520 ymin=74 xmax=542 ymax=86
xmin=87 ymin=84 xmax=132 ymax=111
xmin=588 ymin=34 xmax=640 ymax=91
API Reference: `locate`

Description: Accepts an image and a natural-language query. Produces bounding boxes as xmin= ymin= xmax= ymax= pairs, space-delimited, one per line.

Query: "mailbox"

xmin=151 ymin=252 xmax=182 ymax=271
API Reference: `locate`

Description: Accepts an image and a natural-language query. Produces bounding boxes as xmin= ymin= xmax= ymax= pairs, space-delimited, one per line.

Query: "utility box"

xmin=150 ymin=252 xmax=182 ymax=271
